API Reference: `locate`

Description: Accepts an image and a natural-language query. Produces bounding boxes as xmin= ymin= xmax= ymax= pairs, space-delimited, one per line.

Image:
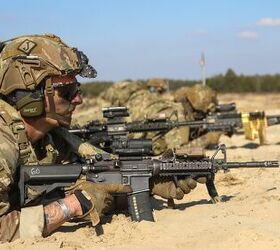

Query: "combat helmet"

xmin=0 ymin=34 xmax=96 ymax=121
xmin=146 ymin=78 xmax=168 ymax=94
xmin=174 ymin=84 xmax=217 ymax=113
xmin=100 ymin=80 xmax=143 ymax=106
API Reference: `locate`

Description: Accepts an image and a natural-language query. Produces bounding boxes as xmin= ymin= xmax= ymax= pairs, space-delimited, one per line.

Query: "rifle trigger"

xmin=173 ymin=176 xmax=179 ymax=187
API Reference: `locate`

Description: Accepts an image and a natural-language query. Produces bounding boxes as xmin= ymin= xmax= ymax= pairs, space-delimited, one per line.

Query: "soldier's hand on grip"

xmin=68 ymin=181 xmax=131 ymax=225
xmin=150 ymin=177 xmax=198 ymax=200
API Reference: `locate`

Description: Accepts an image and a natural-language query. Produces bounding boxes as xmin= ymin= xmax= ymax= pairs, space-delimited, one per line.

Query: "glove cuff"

xmin=73 ymin=189 xmax=100 ymax=226
xmin=74 ymin=189 xmax=93 ymax=215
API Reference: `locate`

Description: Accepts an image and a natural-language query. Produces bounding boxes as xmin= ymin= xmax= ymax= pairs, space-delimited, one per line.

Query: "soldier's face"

xmin=44 ymin=75 xmax=83 ymax=127
xmin=53 ymin=83 xmax=83 ymax=124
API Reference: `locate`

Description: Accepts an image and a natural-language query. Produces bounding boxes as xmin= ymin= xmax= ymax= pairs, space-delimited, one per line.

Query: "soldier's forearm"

xmin=42 ymin=194 xmax=83 ymax=236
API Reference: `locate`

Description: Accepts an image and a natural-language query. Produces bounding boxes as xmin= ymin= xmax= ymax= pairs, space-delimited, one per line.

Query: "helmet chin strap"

xmin=44 ymin=77 xmax=75 ymax=127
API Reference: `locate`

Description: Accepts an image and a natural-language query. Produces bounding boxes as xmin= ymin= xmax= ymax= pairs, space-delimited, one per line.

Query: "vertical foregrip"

xmin=127 ymin=191 xmax=154 ymax=222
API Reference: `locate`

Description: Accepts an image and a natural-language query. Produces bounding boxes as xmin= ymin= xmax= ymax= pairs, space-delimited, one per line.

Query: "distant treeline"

xmin=80 ymin=69 xmax=280 ymax=97
xmin=80 ymin=80 xmax=113 ymax=97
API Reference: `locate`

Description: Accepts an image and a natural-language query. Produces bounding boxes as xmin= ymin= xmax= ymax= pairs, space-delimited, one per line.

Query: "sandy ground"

xmin=2 ymin=93 xmax=280 ymax=250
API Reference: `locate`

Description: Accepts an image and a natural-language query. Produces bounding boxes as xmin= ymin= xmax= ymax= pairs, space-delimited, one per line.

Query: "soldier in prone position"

xmin=98 ymin=80 xmax=222 ymax=155
xmin=0 ymin=34 xmax=198 ymax=242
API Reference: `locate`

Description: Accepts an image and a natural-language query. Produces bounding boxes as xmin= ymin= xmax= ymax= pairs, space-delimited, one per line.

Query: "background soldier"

xmin=100 ymin=80 xmax=191 ymax=154
xmin=98 ymin=80 xmax=222 ymax=154
xmin=173 ymin=84 xmax=223 ymax=148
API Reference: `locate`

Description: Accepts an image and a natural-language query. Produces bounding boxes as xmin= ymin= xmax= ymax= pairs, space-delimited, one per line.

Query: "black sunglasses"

xmin=53 ymin=82 xmax=82 ymax=101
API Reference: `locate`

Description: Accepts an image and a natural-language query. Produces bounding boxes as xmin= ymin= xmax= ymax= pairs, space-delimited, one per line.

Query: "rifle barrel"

xmin=267 ymin=115 xmax=280 ymax=126
xmin=226 ymin=160 xmax=279 ymax=168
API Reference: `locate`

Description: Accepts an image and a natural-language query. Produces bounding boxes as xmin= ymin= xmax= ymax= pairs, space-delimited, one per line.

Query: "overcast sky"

xmin=1 ymin=0 xmax=280 ymax=81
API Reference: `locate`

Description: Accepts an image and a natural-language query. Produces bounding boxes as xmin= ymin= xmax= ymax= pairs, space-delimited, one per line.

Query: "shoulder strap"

xmin=0 ymin=101 xmax=31 ymax=164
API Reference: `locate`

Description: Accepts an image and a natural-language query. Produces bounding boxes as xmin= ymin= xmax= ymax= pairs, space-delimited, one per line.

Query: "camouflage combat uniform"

xmin=173 ymin=84 xmax=223 ymax=148
xmin=0 ymin=100 xmax=45 ymax=242
xmin=0 ymin=100 xmax=22 ymax=218
xmin=0 ymin=99 xmax=104 ymax=242
xmin=0 ymin=33 xmax=100 ymax=242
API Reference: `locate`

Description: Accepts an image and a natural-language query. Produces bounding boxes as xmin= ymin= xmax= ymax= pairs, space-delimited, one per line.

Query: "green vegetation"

xmin=80 ymin=81 xmax=113 ymax=97
xmin=81 ymin=69 xmax=280 ymax=97
xmin=206 ymin=69 xmax=280 ymax=93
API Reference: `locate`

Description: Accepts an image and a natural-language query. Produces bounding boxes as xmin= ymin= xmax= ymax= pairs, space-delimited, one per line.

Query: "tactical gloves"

xmin=150 ymin=148 xmax=207 ymax=200
xmin=69 ymin=181 xmax=131 ymax=225
xmin=150 ymin=177 xmax=198 ymax=200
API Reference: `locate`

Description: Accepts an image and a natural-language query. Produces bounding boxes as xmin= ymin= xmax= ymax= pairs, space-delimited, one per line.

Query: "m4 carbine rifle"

xmin=19 ymin=144 xmax=279 ymax=222
xmin=69 ymin=106 xmax=280 ymax=153
xmin=69 ymin=106 xmax=216 ymax=155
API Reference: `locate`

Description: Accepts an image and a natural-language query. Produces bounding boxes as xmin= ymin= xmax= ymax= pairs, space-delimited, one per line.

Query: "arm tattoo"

xmin=42 ymin=194 xmax=80 ymax=236
xmin=43 ymin=201 xmax=66 ymax=235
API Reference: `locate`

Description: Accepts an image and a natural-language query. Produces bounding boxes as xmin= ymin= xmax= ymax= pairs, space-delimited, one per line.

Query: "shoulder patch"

xmin=18 ymin=39 xmax=37 ymax=54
